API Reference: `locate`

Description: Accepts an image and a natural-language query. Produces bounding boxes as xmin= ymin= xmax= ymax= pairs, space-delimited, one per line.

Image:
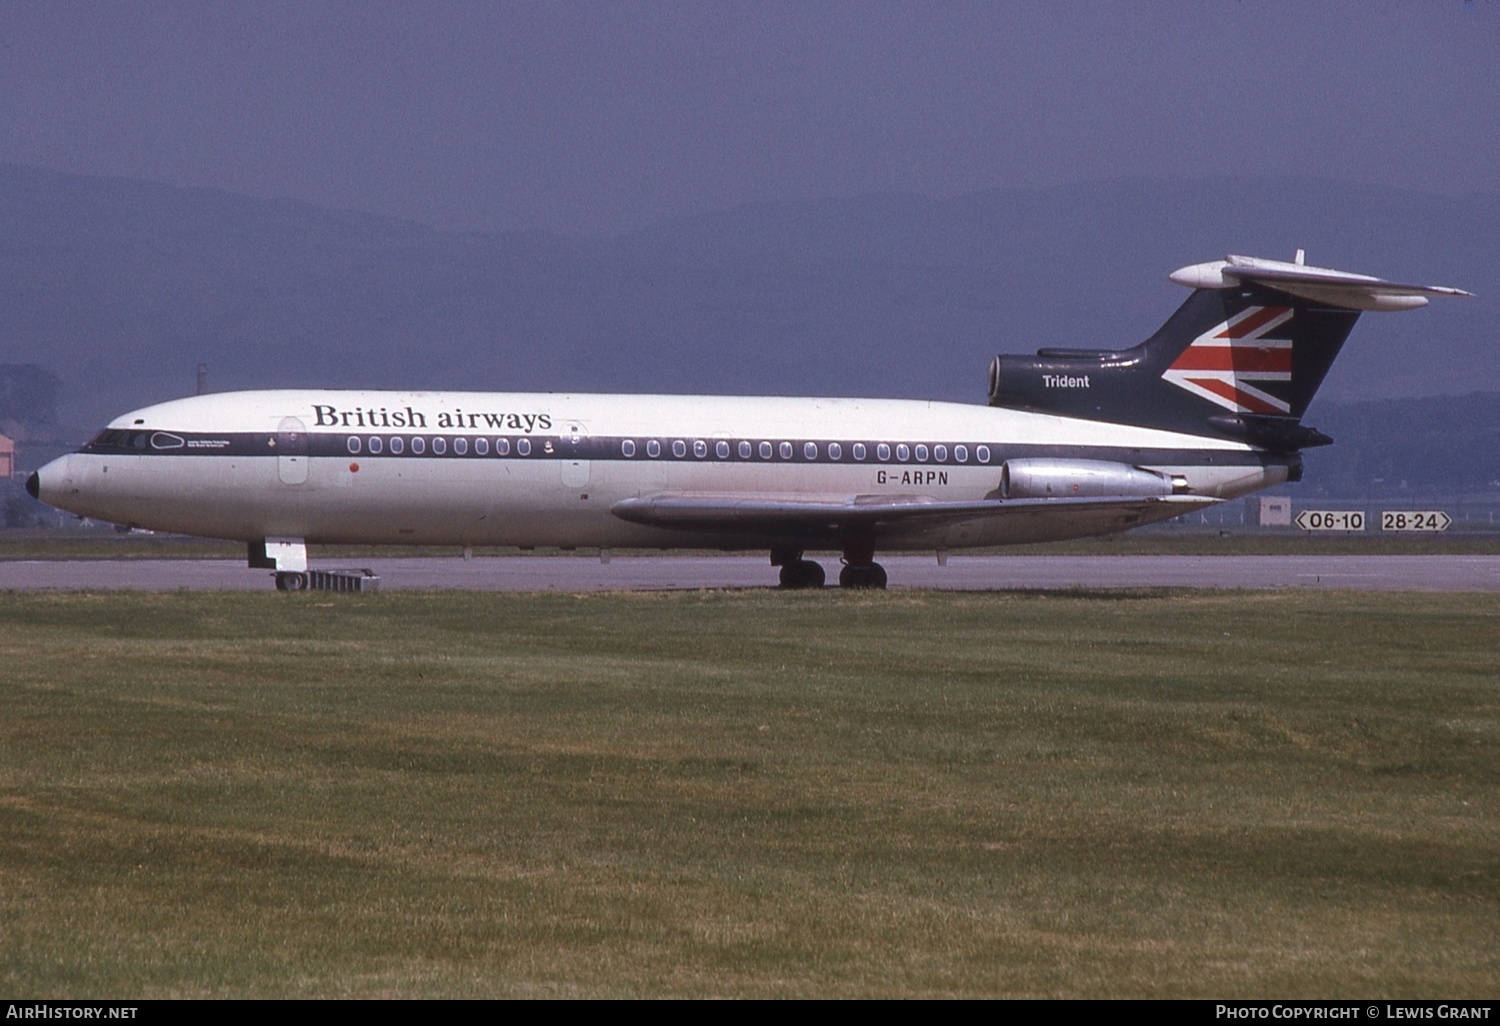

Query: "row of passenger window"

xmin=620 ymin=438 xmax=992 ymax=464
xmin=346 ymin=435 xmax=538 ymax=456
xmin=343 ymin=434 xmax=993 ymax=464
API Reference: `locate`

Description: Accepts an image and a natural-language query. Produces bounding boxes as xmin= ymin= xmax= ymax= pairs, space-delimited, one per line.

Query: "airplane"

xmin=27 ymin=251 xmax=1470 ymax=591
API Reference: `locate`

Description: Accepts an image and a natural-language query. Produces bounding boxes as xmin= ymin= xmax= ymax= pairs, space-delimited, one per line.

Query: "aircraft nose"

xmin=27 ymin=455 xmax=76 ymax=509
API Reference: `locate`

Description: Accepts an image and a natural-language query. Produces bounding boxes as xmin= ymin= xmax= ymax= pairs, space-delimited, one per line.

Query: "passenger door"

xmin=277 ymin=416 xmax=309 ymax=485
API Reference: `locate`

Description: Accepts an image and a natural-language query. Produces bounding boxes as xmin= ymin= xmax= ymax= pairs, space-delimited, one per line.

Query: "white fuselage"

xmin=35 ymin=389 xmax=1286 ymax=552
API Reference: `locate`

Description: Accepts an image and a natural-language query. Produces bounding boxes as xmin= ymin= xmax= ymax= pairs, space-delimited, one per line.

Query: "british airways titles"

xmin=312 ymin=404 xmax=554 ymax=434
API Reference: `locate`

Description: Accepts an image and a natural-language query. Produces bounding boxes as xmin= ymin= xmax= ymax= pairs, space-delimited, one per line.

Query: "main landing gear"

xmin=776 ymin=554 xmax=826 ymax=589
xmin=771 ymin=544 xmax=888 ymax=590
xmin=838 ymin=562 xmax=887 ymax=589
xmin=837 ymin=536 xmax=887 ymax=590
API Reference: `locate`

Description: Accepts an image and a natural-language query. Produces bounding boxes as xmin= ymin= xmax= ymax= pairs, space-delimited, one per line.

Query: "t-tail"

xmin=986 ymin=252 xmax=1473 ymax=451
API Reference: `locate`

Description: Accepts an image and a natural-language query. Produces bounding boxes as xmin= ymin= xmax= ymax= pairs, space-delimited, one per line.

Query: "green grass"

xmin=1 ymin=590 xmax=1496 ymax=997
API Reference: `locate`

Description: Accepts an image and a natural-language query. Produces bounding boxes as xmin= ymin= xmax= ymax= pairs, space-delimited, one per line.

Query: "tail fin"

xmin=987 ymin=254 xmax=1472 ymax=450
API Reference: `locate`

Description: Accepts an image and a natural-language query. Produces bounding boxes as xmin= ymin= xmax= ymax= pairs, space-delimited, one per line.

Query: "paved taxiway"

xmin=2 ymin=554 xmax=1497 ymax=591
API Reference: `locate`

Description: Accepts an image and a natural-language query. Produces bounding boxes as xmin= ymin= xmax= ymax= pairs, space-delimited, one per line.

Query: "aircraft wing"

xmin=611 ymin=491 xmax=1219 ymax=541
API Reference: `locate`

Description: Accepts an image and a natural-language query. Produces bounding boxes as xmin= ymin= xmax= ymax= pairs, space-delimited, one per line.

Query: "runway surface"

xmin=2 ymin=554 xmax=1498 ymax=591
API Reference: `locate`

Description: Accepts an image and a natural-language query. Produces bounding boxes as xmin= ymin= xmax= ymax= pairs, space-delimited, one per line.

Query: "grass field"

xmin=1 ymin=589 xmax=1496 ymax=997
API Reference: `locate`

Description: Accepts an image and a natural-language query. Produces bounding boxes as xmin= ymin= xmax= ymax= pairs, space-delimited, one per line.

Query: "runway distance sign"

xmin=1296 ymin=510 xmax=1366 ymax=532
xmin=1380 ymin=510 xmax=1451 ymax=532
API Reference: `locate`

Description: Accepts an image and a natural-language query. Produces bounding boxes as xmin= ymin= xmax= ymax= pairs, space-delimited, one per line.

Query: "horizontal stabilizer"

xmin=1169 ymin=254 xmax=1474 ymax=312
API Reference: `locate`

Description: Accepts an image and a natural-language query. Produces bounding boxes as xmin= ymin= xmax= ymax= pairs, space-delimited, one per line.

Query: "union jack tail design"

xmin=986 ymin=253 xmax=1463 ymax=445
xmin=1160 ymin=306 xmax=1294 ymax=414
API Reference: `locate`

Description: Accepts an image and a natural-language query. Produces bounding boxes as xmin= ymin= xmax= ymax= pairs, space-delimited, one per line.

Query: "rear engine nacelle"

xmin=1000 ymin=459 xmax=1185 ymax=499
xmin=987 ymin=350 xmax=1131 ymax=416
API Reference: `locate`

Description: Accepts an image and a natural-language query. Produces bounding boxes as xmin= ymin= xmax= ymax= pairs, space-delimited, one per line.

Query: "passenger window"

xmin=454 ymin=437 xmax=469 ymax=455
xmin=914 ymin=444 xmax=928 ymax=462
xmin=516 ymin=438 xmax=531 ymax=456
xmin=495 ymin=438 xmax=510 ymax=456
xmin=622 ymin=439 xmax=637 ymax=457
xmin=828 ymin=442 xmax=842 ymax=460
xmin=876 ymin=443 xmax=890 ymax=461
xmin=896 ymin=444 xmax=909 ymax=462
xmin=411 ymin=437 xmax=426 ymax=455
xmin=779 ymin=442 xmax=792 ymax=459
xmin=474 ymin=437 xmax=489 ymax=455
xmin=955 ymin=444 xmax=967 ymax=463
xmin=368 ymin=437 xmax=383 ymax=454
xmin=715 ymin=440 xmax=730 ymax=459
xmin=853 ymin=443 xmax=867 ymax=460
xmin=977 ymin=445 xmax=991 ymax=463
xmin=759 ymin=441 xmax=773 ymax=459
xmin=647 ymin=439 xmax=661 ymax=457
xmin=738 ymin=441 xmax=751 ymax=459
xmin=693 ymin=440 xmax=707 ymax=458
xmin=389 ymin=437 xmax=405 ymax=454
xmin=933 ymin=444 xmax=946 ymax=462
xmin=347 ymin=437 xmax=361 ymax=455
xmin=803 ymin=442 xmax=817 ymax=460
xmin=432 ymin=437 xmax=446 ymax=455
xmin=672 ymin=440 xmax=687 ymax=458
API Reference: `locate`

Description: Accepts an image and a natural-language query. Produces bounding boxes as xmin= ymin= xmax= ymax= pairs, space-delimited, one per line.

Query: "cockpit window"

xmin=78 ymin=428 xmax=200 ymax=453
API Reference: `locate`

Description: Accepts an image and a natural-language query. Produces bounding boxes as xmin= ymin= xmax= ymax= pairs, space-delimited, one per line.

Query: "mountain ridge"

xmin=2 ymin=163 xmax=1492 ymax=433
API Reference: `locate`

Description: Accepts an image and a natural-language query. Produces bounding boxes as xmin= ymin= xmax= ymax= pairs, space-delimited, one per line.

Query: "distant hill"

xmin=1298 ymin=392 xmax=1500 ymax=501
xmin=2 ymin=164 xmax=1494 ymax=438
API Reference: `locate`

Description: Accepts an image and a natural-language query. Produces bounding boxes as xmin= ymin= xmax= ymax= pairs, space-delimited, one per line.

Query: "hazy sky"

xmin=2 ymin=1 xmax=1496 ymax=235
